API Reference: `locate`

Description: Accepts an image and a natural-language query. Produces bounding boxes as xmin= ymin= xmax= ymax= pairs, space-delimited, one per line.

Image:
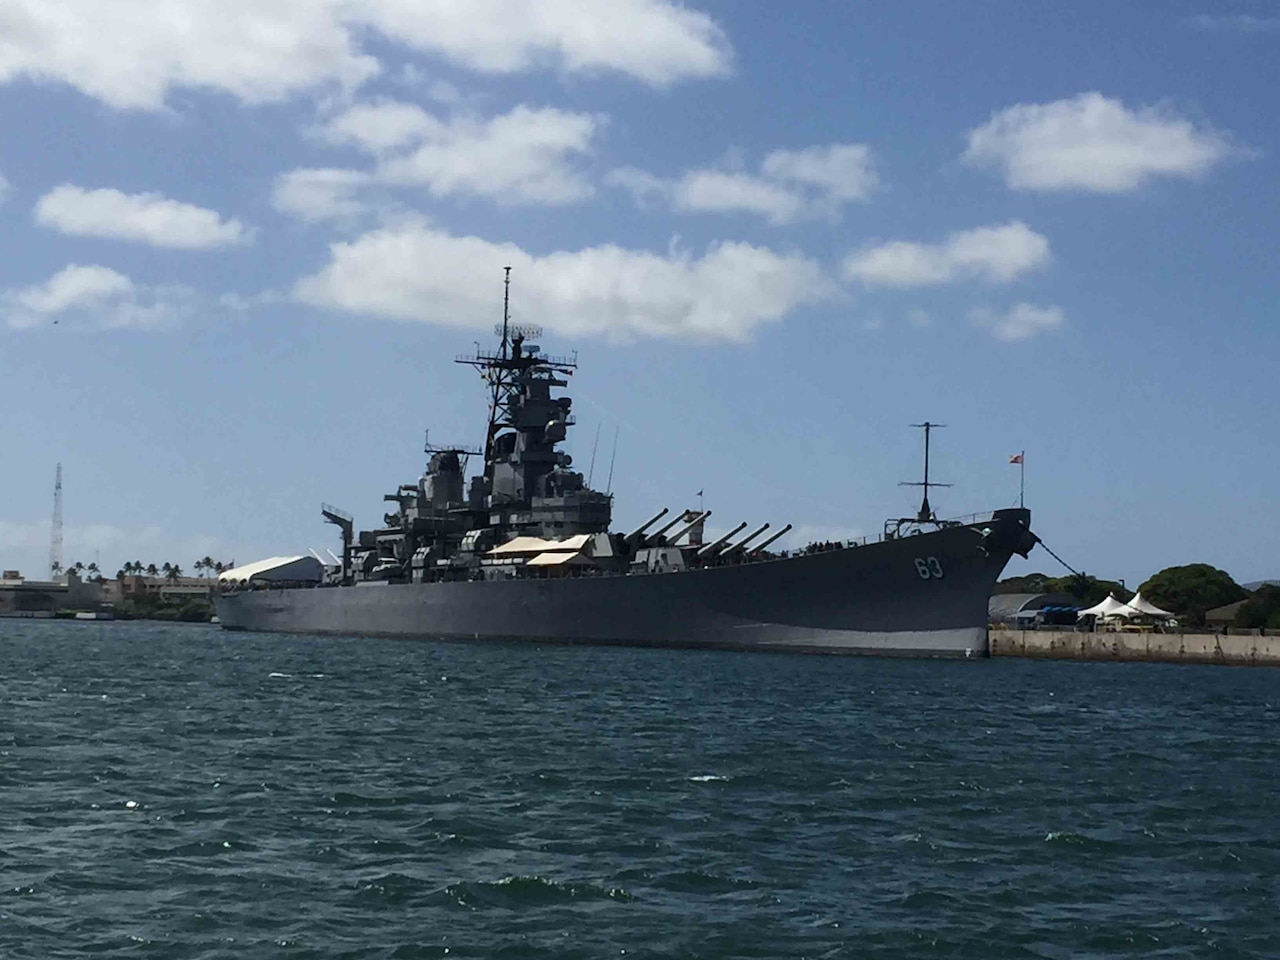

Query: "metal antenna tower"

xmin=49 ymin=463 xmax=63 ymax=580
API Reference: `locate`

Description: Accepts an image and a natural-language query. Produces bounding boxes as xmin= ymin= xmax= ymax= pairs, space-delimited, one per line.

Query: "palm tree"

xmin=168 ymin=564 xmax=182 ymax=583
xmin=87 ymin=562 xmax=101 ymax=582
xmin=146 ymin=563 xmax=158 ymax=577
xmin=194 ymin=559 xmax=205 ymax=577
xmin=201 ymin=555 xmax=215 ymax=578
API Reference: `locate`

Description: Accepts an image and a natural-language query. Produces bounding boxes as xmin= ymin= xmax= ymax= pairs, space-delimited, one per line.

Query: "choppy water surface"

xmin=2 ymin=621 xmax=1278 ymax=958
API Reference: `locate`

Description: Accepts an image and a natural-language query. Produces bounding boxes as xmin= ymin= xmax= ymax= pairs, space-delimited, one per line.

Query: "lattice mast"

xmin=458 ymin=268 xmax=575 ymax=485
xmin=49 ymin=462 xmax=63 ymax=580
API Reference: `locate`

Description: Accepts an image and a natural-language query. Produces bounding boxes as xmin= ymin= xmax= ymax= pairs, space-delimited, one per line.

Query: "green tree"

xmin=1235 ymin=585 xmax=1280 ymax=631
xmin=1041 ymin=572 xmax=1131 ymax=607
xmin=146 ymin=563 xmax=158 ymax=577
xmin=1139 ymin=564 xmax=1246 ymax=626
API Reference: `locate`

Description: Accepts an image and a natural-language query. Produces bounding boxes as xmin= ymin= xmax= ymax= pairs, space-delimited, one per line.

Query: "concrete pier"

xmin=990 ymin=629 xmax=1280 ymax=666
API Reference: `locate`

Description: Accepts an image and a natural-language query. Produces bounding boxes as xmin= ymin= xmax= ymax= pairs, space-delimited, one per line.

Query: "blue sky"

xmin=1 ymin=1 xmax=1276 ymax=587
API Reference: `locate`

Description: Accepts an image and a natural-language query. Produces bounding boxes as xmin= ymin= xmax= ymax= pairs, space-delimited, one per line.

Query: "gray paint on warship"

xmin=217 ymin=270 xmax=1037 ymax=656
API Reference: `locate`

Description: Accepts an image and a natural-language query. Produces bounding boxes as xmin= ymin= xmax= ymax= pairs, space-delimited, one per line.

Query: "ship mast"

xmin=900 ymin=422 xmax=950 ymax=523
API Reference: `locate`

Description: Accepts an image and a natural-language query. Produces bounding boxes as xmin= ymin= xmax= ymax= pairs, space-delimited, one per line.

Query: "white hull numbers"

xmin=914 ymin=556 xmax=944 ymax=579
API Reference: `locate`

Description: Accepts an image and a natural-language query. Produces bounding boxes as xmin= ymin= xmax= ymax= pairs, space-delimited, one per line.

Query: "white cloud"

xmin=1183 ymin=15 xmax=1280 ymax=33
xmin=608 ymin=143 xmax=877 ymax=224
xmin=843 ymin=221 xmax=1050 ymax=287
xmin=272 ymin=168 xmax=372 ymax=223
xmin=35 ymin=186 xmax=251 ymax=249
xmin=0 ymin=172 xmax=9 ymax=203
xmin=293 ymin=221 xmax=832 ymax=342
xmin=3 ymin=264 xmax=194 ymax=330
xmin=0 ymin=0 xmax=729 ymax=110
xmin=969 ymin=303 xmax=1064 ymax=342
xmin=377 ymin=105 xmax=599 ymax=204
xmin=356 ymin=0 xmax=730 ymax=87
xmin=320 ymin=100 xmax=441 ymax=153
xmin=963 ymin=92 xmax=1235 ymax=193
xmin=279 ymin=102 xmax=600 ymax=218
xmin=760 ymin=144 xmax=878 ymax=202
xmin=672 ymin=170 xmax=808 ymax=223
xmin=0 ymin=1 xmax=377 ymax=110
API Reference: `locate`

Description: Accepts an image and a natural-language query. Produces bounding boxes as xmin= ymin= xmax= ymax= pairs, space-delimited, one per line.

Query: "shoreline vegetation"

xmin=996 ymin=563 xmax=1280 ymax=631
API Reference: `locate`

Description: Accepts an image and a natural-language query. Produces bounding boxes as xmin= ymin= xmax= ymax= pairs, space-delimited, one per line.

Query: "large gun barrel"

xmin=667 ymin=510 xmax=712 ymax=545
xmin=748 ymin=523 xmax=793 ymax=556
xmin=721 ymin=522 xmax=770 ymax=555
xmin=625 ymin=507 xmax=669 ymax=544
xmin=696 ymin=521 xmax=748 ymax=558
xmin=648 ymin=510 xmax=691 ymax=544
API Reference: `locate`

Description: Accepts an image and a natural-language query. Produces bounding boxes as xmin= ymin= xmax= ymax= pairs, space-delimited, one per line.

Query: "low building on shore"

xmin=0 ymin=570 xmax=103 ymax=617
xmin=988 ymin=592 xmax=1079 ymax=628
xmin=1205 ymin=600 xmax=1248 ymax=632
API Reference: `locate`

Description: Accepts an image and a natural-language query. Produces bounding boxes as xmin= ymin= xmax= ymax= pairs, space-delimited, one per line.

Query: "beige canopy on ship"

xmin=218 ymin=556 xmax=324 ymax=586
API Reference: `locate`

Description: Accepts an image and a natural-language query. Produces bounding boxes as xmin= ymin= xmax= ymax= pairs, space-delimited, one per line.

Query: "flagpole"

xmin=1019 ymin=450 xmax=1025 ymax=509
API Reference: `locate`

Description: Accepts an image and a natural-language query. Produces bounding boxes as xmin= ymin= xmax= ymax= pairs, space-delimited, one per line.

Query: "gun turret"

xmin=647 ymin=510 xmax=690 ymax=545
xmin=667 ymin=510 xmax=711 ymax=545
xmin=748 ymin=523 xmax=793 ymax=556
xmin=625 ymin=508 xmax=669 ymax=544
xmin=696 ymin=521 xmax=748 ymax=558
xmin=720 ymin=522 xmax=770 ymax=556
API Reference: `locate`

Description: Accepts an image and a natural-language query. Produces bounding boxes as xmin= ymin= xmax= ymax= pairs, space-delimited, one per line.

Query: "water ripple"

xmin=3 ymin=621 xmax=1279 ymax=958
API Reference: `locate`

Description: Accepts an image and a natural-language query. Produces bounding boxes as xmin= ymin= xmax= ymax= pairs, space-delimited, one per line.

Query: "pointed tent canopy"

xmin=1125 ymin=591 xmax=1176 ymax=619
xmin=1077 ymin=594 xmax=1133 ymax=619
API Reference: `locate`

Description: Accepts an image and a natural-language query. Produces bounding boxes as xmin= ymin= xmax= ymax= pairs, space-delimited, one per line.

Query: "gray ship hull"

xmin=216 ymin=509 xmax=1034 ymax=657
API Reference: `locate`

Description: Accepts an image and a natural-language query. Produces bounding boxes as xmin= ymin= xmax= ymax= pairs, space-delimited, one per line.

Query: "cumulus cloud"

xmin=608 ymin=143 xmax=877 ymax=224
xmin=272 ymin=168 xmax=373 ymax=223
xmin=298 ymin=101 xmax=599 ymax=207
xmin=0 ymin=0 xmax=729 ymax=110
xmin=293 ymin=221 xmax=833 ymax=342
xmin=2 ymin=264 xmax=195 ymax=330
xmin=35 ymin=186 xmax=251 ymax=249
xmin=969 ymin=303 xmax=1065 ymax=342
xmin=377 ymin=106 xmax=598 ymax=204
xmin=320 ymin=100 xmax=440 ymax=153
xmin=842 ymin=221 xmax=1050 ymax=287
xmin=963 ymin=92 xmax=1236 ymax=193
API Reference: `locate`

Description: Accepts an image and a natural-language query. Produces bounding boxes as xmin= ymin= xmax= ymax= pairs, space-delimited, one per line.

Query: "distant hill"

xmin=1244 ymin=580 xmax=1280 ymax=591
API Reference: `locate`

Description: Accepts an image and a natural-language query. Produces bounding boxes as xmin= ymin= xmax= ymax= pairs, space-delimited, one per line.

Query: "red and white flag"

xmin=1009 ymin=453 xmax=1023 ymax=464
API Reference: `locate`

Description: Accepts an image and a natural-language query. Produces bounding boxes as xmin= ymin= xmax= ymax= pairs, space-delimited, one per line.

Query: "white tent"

xmin=1077 ymin=594 xmax=1133 ymax=620
xmin=1124 ymin=591 xmax=1176 ymax=619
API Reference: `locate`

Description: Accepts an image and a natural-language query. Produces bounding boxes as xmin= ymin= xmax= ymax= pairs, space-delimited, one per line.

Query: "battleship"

xmin=217 ymin=270 xmax=1037 ymax=656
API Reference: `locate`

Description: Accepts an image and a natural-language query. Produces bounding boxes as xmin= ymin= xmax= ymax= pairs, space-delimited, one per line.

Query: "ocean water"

xmin=2 ymin=621 xmax=1278 ymax=959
